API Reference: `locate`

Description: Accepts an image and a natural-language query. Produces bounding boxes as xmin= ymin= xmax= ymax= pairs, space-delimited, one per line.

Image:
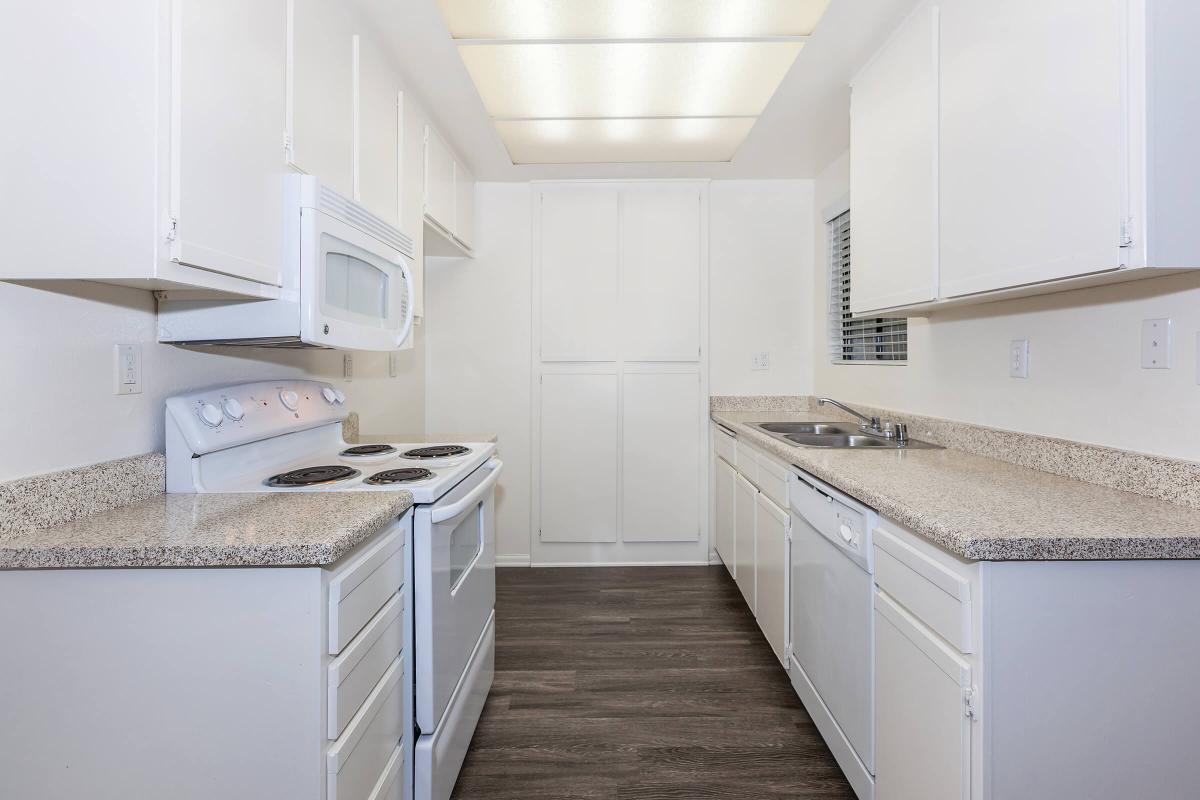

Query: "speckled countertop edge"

xmin=0 ymin=491 xmax=414 ymax=569
xmin=712 ymin=407 xmax=1200 ymax=561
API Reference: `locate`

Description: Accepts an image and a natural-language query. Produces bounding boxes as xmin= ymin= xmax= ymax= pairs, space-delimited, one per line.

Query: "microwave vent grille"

xmin=317 ymin=184 xmax=415 ymax=259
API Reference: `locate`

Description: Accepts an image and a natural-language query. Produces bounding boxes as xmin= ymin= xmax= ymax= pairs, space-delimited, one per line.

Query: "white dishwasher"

xmin=788 ymin=469 xmax=877 ymax=800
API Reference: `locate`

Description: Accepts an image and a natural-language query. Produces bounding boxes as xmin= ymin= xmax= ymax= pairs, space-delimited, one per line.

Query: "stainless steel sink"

xmin=749 ymin=421 xmax=942 ymax=450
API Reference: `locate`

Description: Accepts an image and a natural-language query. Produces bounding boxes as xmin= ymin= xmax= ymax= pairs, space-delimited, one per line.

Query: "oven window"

xmin=325 ymin=250 xmax=389 ymax=319
xmin=449 ymin=505 xmax=483 ymax=591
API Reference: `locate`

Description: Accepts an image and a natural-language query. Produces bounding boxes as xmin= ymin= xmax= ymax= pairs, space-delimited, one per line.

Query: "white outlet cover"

xmin=343 ymin=353 xmax=354 ymax=381
xmin=752 ymin=351 xmax=770 ymax=371
xmin=1009 ymin=339 xmax=1029 ymax=379
xmin=1141 ymin=318 xmax=1171 ymax=369
xmin=115 ymin=343 xmax=142 ymax=395
xmin=389 ymin=352 xmax=399 ymax=378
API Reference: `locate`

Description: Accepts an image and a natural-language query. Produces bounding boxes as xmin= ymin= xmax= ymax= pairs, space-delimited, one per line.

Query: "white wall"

xmin=813 ymin=151 xmax=1200 ymax=461
xmin=426 ymin=180 xmax=817 ymax=563
xmin=0 ymin=280 xmax=425 ymax=482
xmin=424 ymin=183 xmax=533 ymax=562
xmin=709 ymin=180 xmax=816 ymax=395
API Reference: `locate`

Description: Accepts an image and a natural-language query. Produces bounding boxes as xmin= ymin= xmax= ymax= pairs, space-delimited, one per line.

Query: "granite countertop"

xmin=713 ymin=410 xmax=1200 ymax=561
xmin=0 ymin=491 xmax=414 ymax=569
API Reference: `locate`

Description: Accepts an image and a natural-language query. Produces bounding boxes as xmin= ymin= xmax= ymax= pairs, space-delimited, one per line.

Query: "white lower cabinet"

xmin=754 ymin=492 xmax=789 ymax=666
xmin=714 ymin=456 xmax=737 ymax=578
xmin=734 ymin=473 xmax=758 ymax=613
xmin=875 ymin=591 xmax=972 ymax=800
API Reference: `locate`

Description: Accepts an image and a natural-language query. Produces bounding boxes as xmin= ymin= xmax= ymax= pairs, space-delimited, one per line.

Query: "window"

xmin=828 ymin=211 xmax=907 ymax=363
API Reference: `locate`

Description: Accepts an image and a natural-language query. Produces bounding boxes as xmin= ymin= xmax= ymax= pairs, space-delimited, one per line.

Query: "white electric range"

xmin=165 ymin=379 xmax=499 ymax=800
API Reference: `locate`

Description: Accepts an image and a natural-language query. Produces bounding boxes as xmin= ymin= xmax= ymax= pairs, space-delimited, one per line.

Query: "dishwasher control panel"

xmin=788 ymin=469 xmax=877 ymax=571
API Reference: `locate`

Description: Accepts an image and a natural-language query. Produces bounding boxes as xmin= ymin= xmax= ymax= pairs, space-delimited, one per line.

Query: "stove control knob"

xmin=321 ymin=387 xmax=338 ymax=404
xmin=222 ymin=398 xmax=245 ymax=421
xmin=333 ymin=389 xmax=346 ymax=404
xmin=198 ymin=403 xmax=223 ymax=428
xmin=279 ymin=390 xmax=300 ymax=411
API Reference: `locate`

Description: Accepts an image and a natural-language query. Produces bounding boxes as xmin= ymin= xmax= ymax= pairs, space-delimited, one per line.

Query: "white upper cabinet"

xmin=619 ymin=185 xmax=703 ymax=361
xmin=938 ymin=0 xmax=1124 ymax=297
xmin=356 ymin=34 xmax=401 ymax=225
xmin=849 ymin=3 xmax=939 ymax=314
xmin=289 ymin=0 xmax=355 ymax=199
xmin=0 ymin=0 xmax=287 ymax=296
xmin=849 ymin=0 xmax=1200 ymax=314
xmin=423 ymin=124 xmax=476 ymax=256
xmin=172 ymin=0 xmax=287 ymax=289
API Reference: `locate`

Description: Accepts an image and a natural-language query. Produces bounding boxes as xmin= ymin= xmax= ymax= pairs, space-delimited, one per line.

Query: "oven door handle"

xmin=430 ymin=459 xmax=503 ymax=523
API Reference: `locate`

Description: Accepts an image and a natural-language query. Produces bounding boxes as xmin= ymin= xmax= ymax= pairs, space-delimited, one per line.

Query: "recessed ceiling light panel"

xmin=439 ymin=0 xmax=832 ymax=40
xmin=496 ymin=117 xmax=758 ymax=163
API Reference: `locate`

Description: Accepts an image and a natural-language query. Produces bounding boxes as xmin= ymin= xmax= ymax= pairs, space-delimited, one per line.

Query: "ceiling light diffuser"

xmin=436 ymin=0 xmax=832 ymax=164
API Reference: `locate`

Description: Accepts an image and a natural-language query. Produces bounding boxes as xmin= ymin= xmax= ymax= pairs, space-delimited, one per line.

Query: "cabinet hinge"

xmin=283 ymin=131 xmax=294 ymax=161
xmin=164 ymin=215 xmax=178 ymax=243
xmin=962 ymin=687 xmax=978 ymax=721
xmin=1119 ymin=217 xmax=1134 ymax=248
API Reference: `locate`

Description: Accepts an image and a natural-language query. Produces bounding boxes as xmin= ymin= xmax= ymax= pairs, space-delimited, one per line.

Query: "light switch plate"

xmin=1009 ymin=339 xmax=1029 ymax=379
xmin=115 ymin=344 xmax=142 ymax=395
xmin=752 ymin=351 xmax=770 ymax=371
xmin=1141 ymin=318 xmax=1171 ymax=369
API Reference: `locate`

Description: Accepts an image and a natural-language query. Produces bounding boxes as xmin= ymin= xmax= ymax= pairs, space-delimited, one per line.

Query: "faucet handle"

xmin=894 ymin=423 xmax=909 ymax=443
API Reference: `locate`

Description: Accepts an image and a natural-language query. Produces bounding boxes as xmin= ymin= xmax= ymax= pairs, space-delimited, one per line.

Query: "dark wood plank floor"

xmin=450 ymin=566 xmax=855 ymax=800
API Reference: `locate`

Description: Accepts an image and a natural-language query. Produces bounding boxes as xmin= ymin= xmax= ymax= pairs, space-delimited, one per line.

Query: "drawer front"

xmin=368 ymin=746 xmax=404 ymax=800
xmin=328 ymin=528 xmax=405 ymax=655
xmin=874 ymin=525 xmax=973 ymax=652
xmin=327 ymin=655 xmax=404 ymax=800
xmin=329 ymin=592 xmax=405 ymax=739
xmin=754 ymin=451 xmax=788 ymax=509
xmin=735 ymin=441 xmax=758 ymax=485
xmin=714 ymin=424 xmax=737 ymax=465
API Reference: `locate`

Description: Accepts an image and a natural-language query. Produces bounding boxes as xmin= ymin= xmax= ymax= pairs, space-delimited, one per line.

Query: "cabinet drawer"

xmin=754 ymin=451 xmax=788 ymax=509
xmin=735 ymin=442 xmax=758 ymax=485
xmin=714 ymin=424 xmax=737 ymax=465
xmin=328 ymin=592 xmax=405 ymax=739
xmin=328 ymin=528 xmax=405 ymax=655
xmin=367 ymin=745 xmax=404 ymax=800
xmin=874 ymin=524 xmax=973 ymax=652
xmin=327 ymin=655 xmax=404 ymax=800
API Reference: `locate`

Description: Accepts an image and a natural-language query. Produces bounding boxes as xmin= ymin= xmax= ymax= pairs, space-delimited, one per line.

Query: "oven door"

xmin=415 ymin=458 xmax=501 ymax=733
xmin=299 ymin=207 xmax=414 ymax=351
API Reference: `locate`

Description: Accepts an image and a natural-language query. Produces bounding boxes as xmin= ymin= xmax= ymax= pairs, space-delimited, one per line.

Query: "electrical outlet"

xmin=115 ymin=344 xmax=142 ymax=395
xmin=343 ymin=353 xmax=354 ymax=381
xmin=752 ymin=351 xmax=770 ymax=371
xmin=1009 ymin=339 xmax=1029 ymax=379
xmin=389 ymin=352 xmax=399 ymax=378
xmin=1141 ymin=318 xmax=1171 ymax=369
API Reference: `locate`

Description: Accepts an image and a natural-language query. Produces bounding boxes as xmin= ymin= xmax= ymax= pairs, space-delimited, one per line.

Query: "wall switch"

xmin=752 ymin=351 xmax=770 ymax=371
xmin=115 ymin=344 xmax=142 ymax=395
xmin=1009 ymin=339 xmax=1029 ymax=379
xmin=389 ymin=352 xmax=399 ymax=378
xmin=1141 ymin=318 xmax=1171 ymax=369
xmin=343 ymin=353 xmax=354 ymax=381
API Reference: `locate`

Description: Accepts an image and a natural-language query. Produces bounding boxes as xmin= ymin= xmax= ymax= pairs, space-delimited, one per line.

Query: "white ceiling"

xmin=365 ymin=0 xmax=921 ymax=180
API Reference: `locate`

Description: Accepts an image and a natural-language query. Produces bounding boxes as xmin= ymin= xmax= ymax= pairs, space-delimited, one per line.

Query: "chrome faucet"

xmin=817 ymin=398 xmax=881 ymax=433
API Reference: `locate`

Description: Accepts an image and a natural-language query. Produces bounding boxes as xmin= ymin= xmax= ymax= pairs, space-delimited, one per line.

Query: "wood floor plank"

xmin=451 ymin=565 xmax=855 ymax=800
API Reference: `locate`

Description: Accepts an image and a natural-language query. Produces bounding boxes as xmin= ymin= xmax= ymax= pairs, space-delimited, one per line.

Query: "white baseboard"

xmin=495 ymin=554 xmax=532 ymax=567
xmin=529 ymin=560 xmax=714 ymax=568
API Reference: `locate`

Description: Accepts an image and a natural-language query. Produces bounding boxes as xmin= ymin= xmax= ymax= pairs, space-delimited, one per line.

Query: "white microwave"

xmin=157 ymin=175 xmax=415 ymax=351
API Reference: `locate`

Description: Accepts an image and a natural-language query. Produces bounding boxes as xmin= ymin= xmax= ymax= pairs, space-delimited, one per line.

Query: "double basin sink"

xmin=750 ymin=421 xmax=942 ymax=450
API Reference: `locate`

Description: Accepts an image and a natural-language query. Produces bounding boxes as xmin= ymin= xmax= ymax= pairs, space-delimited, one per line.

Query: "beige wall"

xmin=813 ymin=150 xmax=1200 ymax=460
xmin=0 ymin=279 xmax=424 ymax=482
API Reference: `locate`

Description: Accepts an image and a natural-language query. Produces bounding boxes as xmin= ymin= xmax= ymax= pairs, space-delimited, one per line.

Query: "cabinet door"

xmin=356 ymin=34 xmax=400 ymax=224
xmin=538 ymin=187 xmax=620 ymax=362
xmin=714 ymin=457 xmax=737 ymax=578
xmin=622 ymin=371 xmax=701 ymax=543
xmin=172 ymin=0 xmax=287 ymax=286
xmin=734 ymin=474 xmax=757 ymax=614
xmin=875 ymin=590 xmax=972 ymax=800
xmin=939 ymin=0 xmax=1125 ymax=296
xmin=539 ymin=371 xmax=618 ymax=543
xmin=850 ymin=3 xmax=939 ymax=313
xmin=619 ymin=185 xmax=702 ymax=361
xmin=454 ymin=161 xmax=475 ymax=249
xmin=754 ymin=492 xmax=789 ymax=665
xmin=423 ymin=125 xmax=456 ymax=233
xmin=290 ymin=0 xmax=356 ymax=198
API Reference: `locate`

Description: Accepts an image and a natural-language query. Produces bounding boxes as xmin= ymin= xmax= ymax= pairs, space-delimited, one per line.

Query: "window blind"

xmin=828 ymin=211 xmax=907 ymax=363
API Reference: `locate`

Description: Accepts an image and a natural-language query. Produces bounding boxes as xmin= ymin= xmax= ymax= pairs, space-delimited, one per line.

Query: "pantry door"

xmin=533 ymin=182 xmax=708 ymax=565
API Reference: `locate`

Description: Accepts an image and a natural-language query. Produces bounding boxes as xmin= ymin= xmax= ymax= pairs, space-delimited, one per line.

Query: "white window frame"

xmin=827 ymin=208 xmax=908 ymax=365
